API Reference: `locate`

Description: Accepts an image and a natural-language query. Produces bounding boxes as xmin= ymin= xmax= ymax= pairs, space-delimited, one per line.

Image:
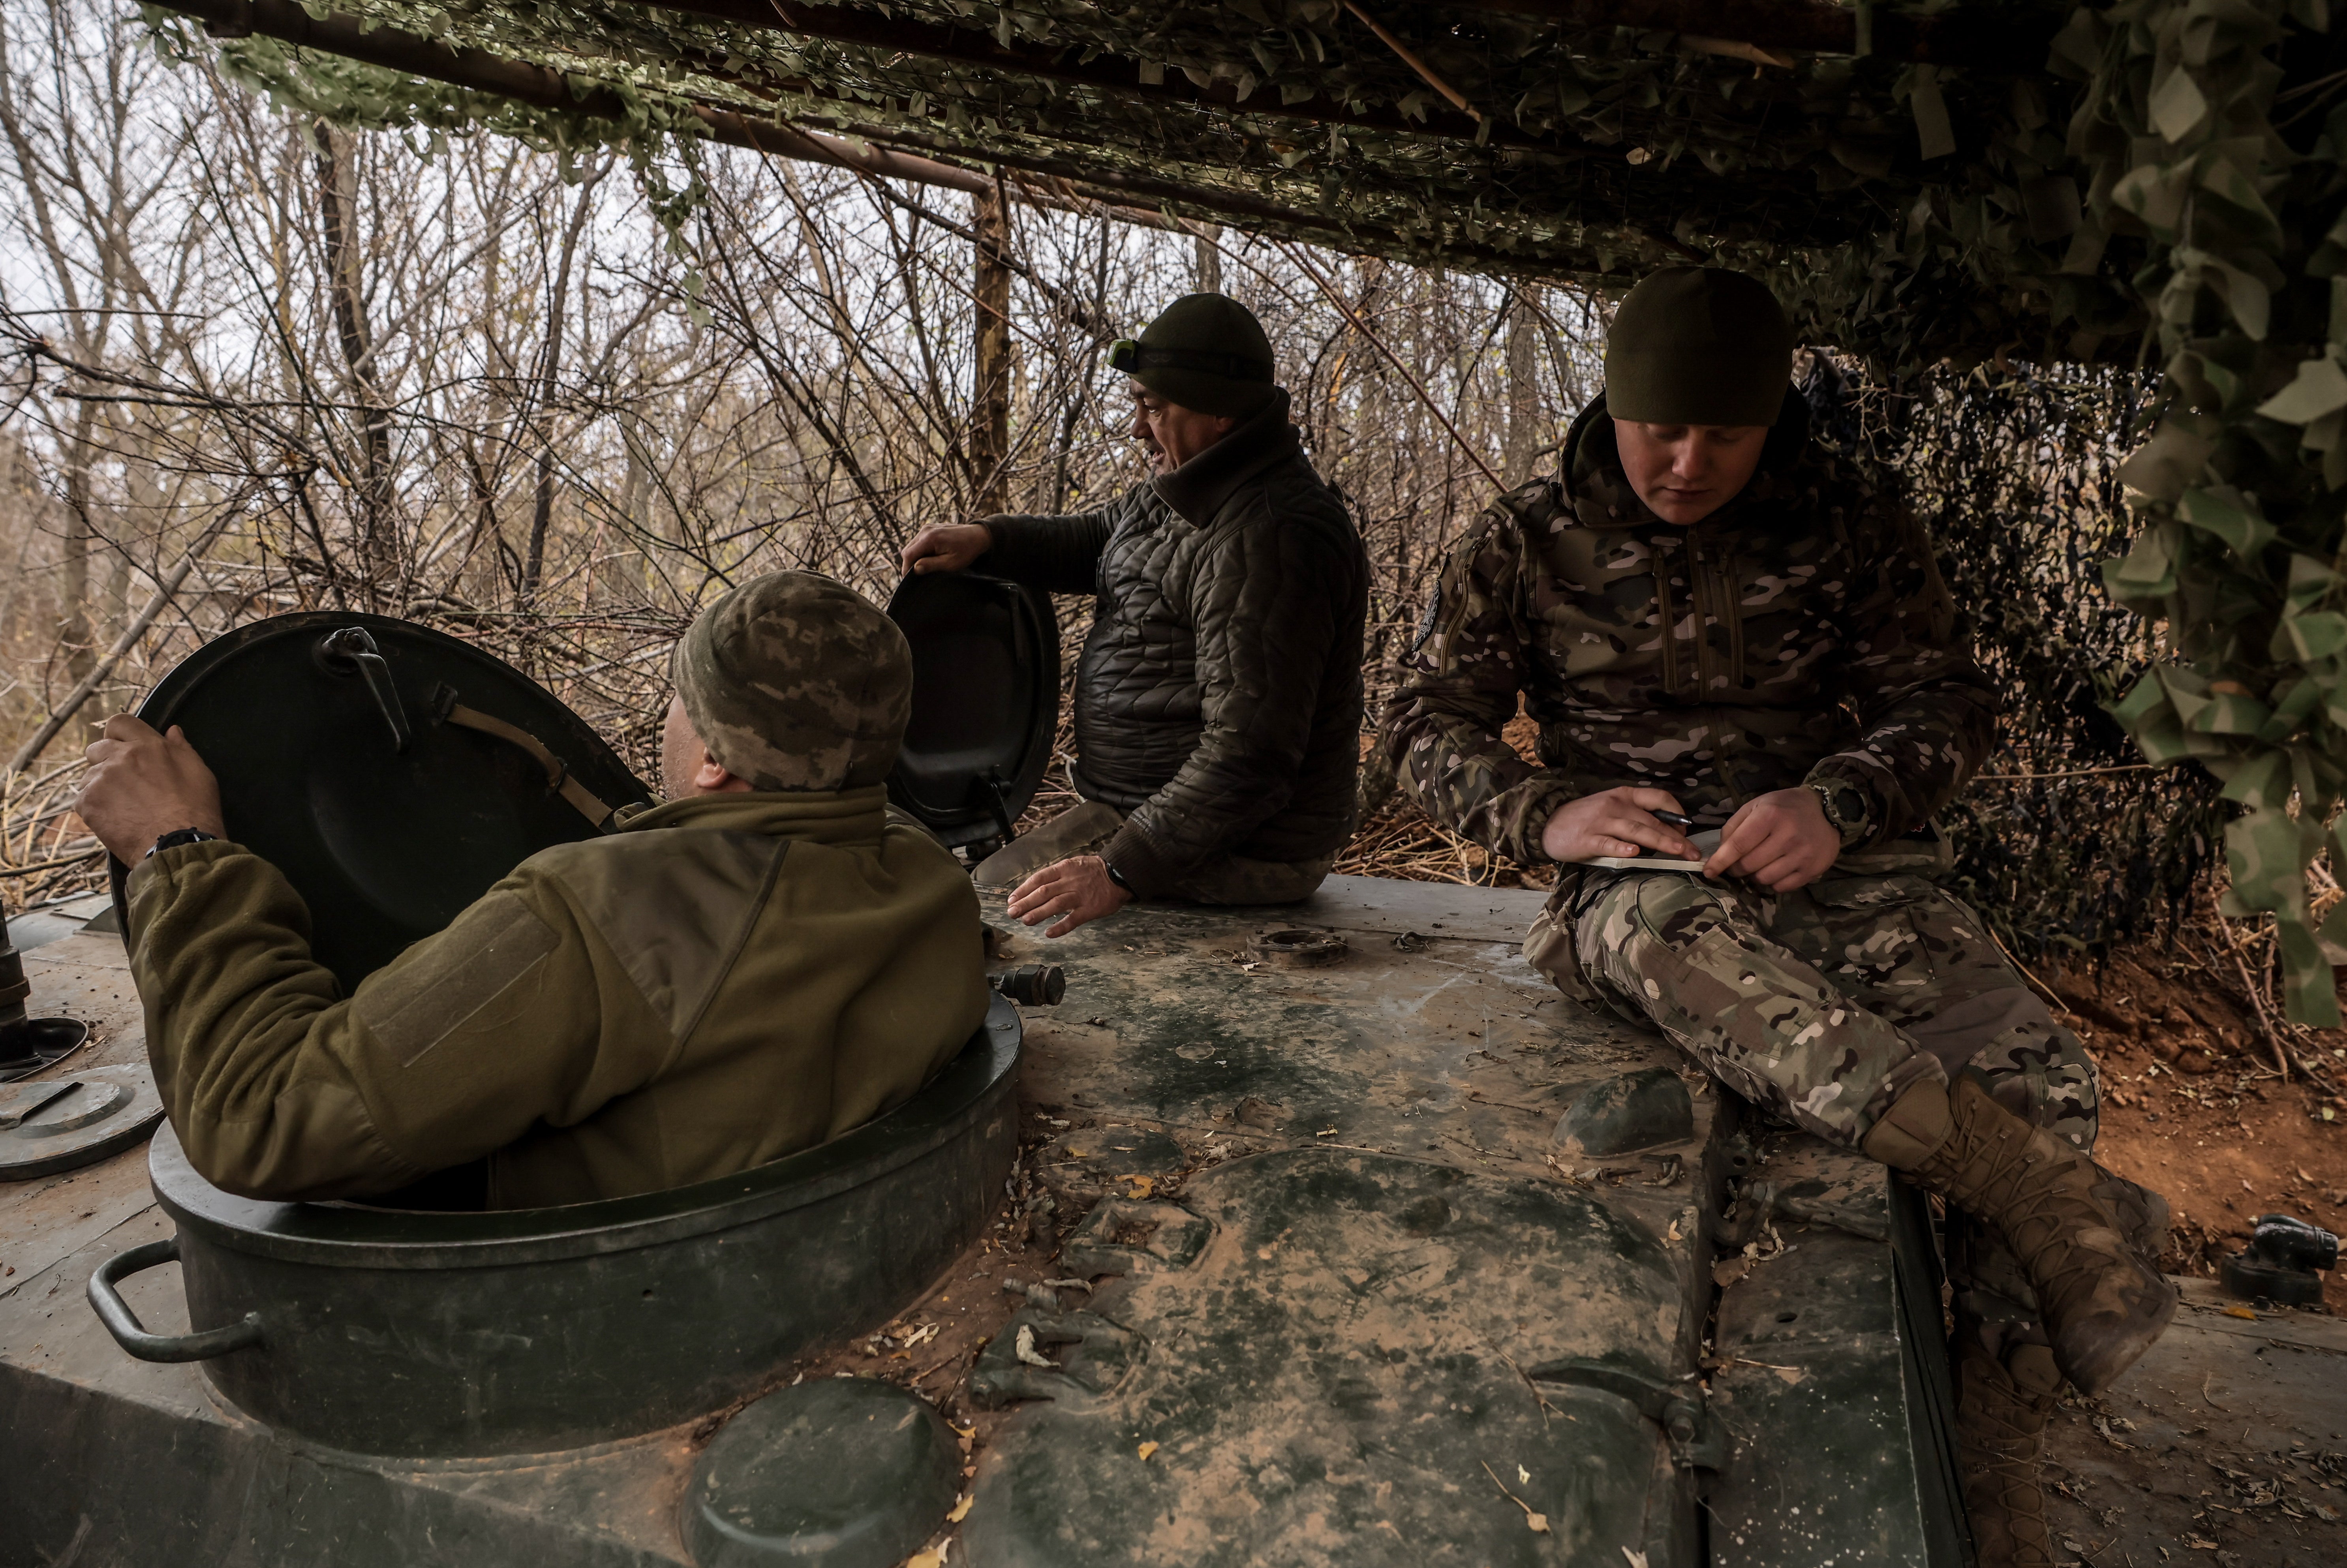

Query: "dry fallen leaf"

xmin=1121 ymin=1174 xmax=1157 ymax=1200
xmin=2222 ymin=1305 xmax=2259 ymax=1321
xmin=1138 ymin=1441 xmax=1160 ymax=1461
xmin=1013 ymin=1326 xmax=1058 ymax=1369
xmin=947 ymin=1496 xmax=973 ymax=1523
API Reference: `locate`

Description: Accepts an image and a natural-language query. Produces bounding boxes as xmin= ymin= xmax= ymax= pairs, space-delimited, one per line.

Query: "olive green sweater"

xmin=126 ymin=788 xmax=988 ymax=1208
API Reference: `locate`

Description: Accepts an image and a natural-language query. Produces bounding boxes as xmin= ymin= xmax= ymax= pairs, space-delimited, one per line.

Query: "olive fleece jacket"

xmin=125 ymin=788 xmax=988 ymax=1208
xmin=979 ymin=392 xmax=1369 ymax=895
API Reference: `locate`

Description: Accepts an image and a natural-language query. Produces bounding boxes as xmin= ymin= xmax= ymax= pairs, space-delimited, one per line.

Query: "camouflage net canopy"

xmin=135 ymin=0 xmax=2347 ymax=1022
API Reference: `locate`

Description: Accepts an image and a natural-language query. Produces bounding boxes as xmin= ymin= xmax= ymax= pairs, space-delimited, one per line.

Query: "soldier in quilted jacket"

xmin=901 ymin=294 xmax=1368 ymax=937
xmin=1378 ymin=266 xmax=2175 ymax=1566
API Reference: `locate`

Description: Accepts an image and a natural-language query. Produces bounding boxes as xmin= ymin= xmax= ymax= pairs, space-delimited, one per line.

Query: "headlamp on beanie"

xmin=1117 ymin=294 xmax=1283 ymax=419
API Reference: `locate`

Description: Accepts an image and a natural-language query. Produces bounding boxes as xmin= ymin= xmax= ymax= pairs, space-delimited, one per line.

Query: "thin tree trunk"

xmin=524 ymin=165 xmax=601 ymax=602
xmin=58 ymin=397 xmax=98 ymax=683
xmin=311 ymin=120 xmax=393 ymax=599
xmin=1193 ymin=222 xmax=1223 ymax=294
xmin=1504 ymin=288 xmax=1544 ymax=484
xmin=971 ymin=184 xmax=1014 ymax=516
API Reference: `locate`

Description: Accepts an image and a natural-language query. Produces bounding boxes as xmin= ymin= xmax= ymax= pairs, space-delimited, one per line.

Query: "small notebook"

xmin=1586 ymin=828 xmax=1720 ymax=872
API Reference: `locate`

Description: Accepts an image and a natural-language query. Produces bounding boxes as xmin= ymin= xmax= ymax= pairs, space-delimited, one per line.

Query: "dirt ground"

xmin=2033 ymin=950 xmax=2347 ymax=1314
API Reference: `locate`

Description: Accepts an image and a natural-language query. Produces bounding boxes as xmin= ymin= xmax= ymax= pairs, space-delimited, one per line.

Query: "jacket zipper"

xmin=1653 ymin=538 xmax=1682 ymax=697
xmin=1687 ymin=535 xmax=1717 ymax=692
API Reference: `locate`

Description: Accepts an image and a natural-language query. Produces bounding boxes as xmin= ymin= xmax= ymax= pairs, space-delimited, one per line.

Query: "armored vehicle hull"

xmin=2 ymin=877 xmax=1973 ymax=1566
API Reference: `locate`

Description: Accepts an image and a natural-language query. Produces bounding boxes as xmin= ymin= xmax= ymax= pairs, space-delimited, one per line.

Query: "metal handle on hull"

xmin=86 ymin=1236 xmax=264 ymax=1362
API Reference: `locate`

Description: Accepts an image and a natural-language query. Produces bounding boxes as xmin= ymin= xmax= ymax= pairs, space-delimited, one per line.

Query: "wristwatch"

xmin=145 ymin=827 xmax=220 ymax=859
xmin=1101 ymin=858 xmax=1136 ymax=896
xmin=1807 ymin=781 xmax=1873 ymax=847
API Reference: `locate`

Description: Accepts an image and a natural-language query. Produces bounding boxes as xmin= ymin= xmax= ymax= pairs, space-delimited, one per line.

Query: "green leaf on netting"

xmin=2111 ymin=160 xmax=2193 ymax=234
xmin=2176 ymin=486 xmax=2277 ymax=556
xmin=2195 ymin=688 xmax=2277 ymax=735
xmin=2258 ymin=674 xmax=2327 ymax=739
xmin=2288 ymin=551 xmax=2340 ymax=610
xmin=2117 ymin=686 xmax=2197 ymax=764
xmin=2224 ymin=806 xmax=2306 ymax=913
xmin=2279 ymin=915 xmax=2342 ymax=1026
xmin=2103 ymin=521 xmax=2178 ymax=602
xmin=2217 ymin=746 xmax=2290 ymax=808
xmin=2115 ymin=421 xmax=2216 ymax=501
xmin=2255 ymin=354 xmax=2347 ymax=424
xmin=2283 ymin=610 xmax=2347 ymax=661
xmin=2149 ymin=65 xmax=2210 ymax=144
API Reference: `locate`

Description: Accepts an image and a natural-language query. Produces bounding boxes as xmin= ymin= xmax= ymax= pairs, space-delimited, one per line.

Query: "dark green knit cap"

xmin=1113 ymin=293 xmax=1281 ymax=419
xmin=1604 ymin=267 xmax=1795 ymax=426
xmin=670 ymin=570 xmax=911 ymax=792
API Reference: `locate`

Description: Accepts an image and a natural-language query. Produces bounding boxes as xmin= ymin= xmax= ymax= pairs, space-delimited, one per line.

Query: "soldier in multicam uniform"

xmin=73 ymin=571 xmax=987 ymax=1209
xmin=1378 ymin=267 xmax=2176 ymax=1568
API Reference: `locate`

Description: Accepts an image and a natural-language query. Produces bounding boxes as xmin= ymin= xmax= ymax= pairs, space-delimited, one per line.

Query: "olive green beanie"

xmin=670 ymin=570 xmax=912 ymax=792
xmin=1114 ymin=293 xmax=1281 ymax=419
xmin=1604 ymin=267 xmax=1795 ymax=427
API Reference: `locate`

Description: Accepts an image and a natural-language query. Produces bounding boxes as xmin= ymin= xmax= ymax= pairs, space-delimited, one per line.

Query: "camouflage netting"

xmin=134 ymin=0 xmax=2347 ymax=1018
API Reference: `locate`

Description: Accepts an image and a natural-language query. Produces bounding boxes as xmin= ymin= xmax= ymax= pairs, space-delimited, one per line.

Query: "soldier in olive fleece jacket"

xmin=84 ymin=572 xmax=987 ymax=1208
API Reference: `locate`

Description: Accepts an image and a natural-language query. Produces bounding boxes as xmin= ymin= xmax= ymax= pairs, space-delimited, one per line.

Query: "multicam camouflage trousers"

xmin=1523 ymin=847 xmax=2098 ymax=1338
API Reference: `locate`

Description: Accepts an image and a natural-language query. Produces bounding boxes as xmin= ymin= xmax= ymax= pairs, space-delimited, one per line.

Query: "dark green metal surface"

xmin=114 ymin=610 xmax=652 ymax=988
xmin=962 ymin=1146 xmax=1699 ymax=1566
xmin=127 ymin=1000 xmax=1019 ymax=1457
xmin=1702 ymin=1138 xmax=1973 ymax=1568
xmin=683 ymin=1378 xmax=961 ymax=1567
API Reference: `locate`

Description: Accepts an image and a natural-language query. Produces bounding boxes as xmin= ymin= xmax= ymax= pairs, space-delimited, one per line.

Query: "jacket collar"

xmin=1562 ymin=389 xmax=1817 ymax=534
xmin=614 ymin=785 xmax=890 ymax=846
xmin=1150 ymin=389 xmax=1303 ymax=527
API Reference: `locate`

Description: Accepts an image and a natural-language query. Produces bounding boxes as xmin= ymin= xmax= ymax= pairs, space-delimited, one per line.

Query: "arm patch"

xmin=355 ymin=892 xmax=560 ymax=1067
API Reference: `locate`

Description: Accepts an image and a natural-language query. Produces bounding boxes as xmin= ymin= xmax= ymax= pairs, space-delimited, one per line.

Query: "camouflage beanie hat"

xmin=670 ymin=570 xmax=911 ymax=792
xmin=1604 ymin=267 xmax=1795 ymax=427
xmin=1117 ymin=293 xmax=1281 ymax=420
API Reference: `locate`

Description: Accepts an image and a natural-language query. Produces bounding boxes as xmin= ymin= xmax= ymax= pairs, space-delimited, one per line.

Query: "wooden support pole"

xmin=971 ymin=183 xmax=1014 ymax=517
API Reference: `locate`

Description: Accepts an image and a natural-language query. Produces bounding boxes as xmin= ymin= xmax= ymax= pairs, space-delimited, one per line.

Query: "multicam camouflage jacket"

xmin=1379 ymin=394 xmax=1999 ymax=865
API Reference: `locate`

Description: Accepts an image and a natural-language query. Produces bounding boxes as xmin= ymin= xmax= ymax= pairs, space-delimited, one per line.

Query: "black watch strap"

xmin=145 ymin=827 xmax=220 ymax=859
xmin=1101 ymin=858 xmax=1135 ymax=895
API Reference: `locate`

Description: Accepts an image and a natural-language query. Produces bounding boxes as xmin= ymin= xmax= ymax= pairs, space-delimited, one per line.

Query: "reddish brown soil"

xmin=2039 ymin=951 xmax=2347 ymax=1313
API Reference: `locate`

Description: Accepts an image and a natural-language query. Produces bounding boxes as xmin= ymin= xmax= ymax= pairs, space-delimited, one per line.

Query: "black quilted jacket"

xmin=981 ymin=393 xmax=1367 ymax=896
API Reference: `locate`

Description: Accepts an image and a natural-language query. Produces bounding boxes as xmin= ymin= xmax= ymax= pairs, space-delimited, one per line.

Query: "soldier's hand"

xmin=901 ymin=522 xmax=994 ymax=576
xmin=1706 ymin=787 xmax=1839 ymax=892
xmin=1006 ymin=854 xmax=1132 ymax=938
xmin=76 ymin=714 xmax=227 ymax=862
xmin=1540 ymin=787 xmax=1695 ymax=863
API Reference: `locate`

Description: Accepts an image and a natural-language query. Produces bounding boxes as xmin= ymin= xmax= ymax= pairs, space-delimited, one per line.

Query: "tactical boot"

xmin=1955 ymin=1336 xmax=2063 ymax=1568
xmin=1862 ymin=1075 xmax=2176 ymax=1395
xmin=2093 ymin=1162 xmax=2171 ymax=1262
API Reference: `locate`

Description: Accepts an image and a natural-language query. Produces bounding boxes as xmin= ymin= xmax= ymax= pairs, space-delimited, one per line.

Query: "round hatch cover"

xmin=885 ymin=572 xmax=1059 ymax=849
xmin=0 ymin=1064 xmax=164 ymax=1181
xmin=683 ymin=1377 xmax=961 ymax=1567
xmin=114 ymin=612 xmax=653 ymax=990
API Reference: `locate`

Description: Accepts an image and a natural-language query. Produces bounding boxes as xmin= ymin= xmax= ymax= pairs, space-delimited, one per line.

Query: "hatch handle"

xmin=86 ymin=1236 xmax=265 ymax=1363
xmin=316 ymin=627 xmax=411 ymax=753
xmin=1525 ymin=1357 xmax=1728 ymax=1470
xmin=977 ymin=769 xmax=1018 ymax=844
